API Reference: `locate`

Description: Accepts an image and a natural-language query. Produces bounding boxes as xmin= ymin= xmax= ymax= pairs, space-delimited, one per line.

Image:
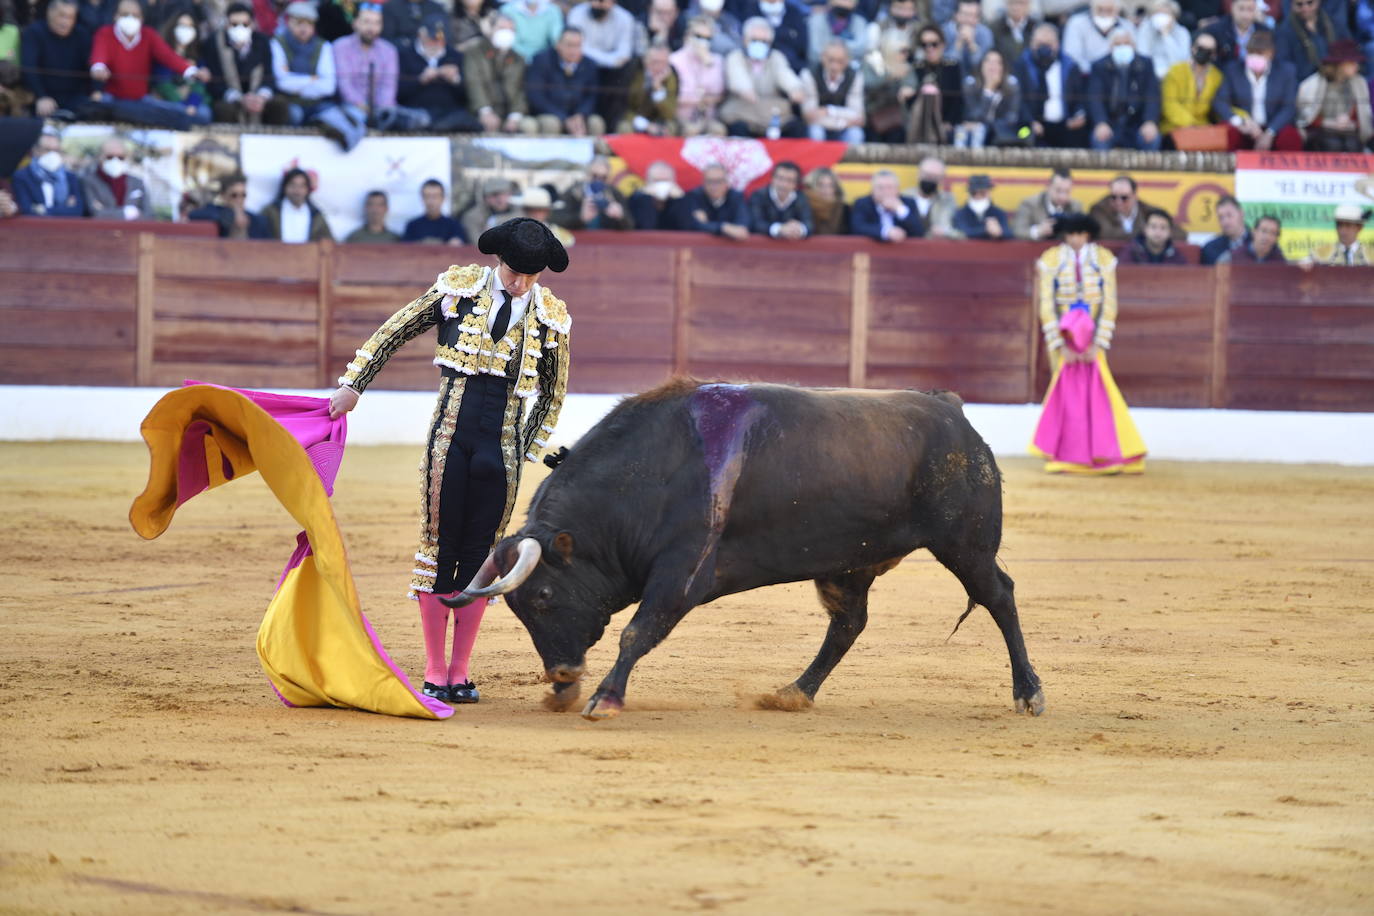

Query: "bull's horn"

xmin=438 ymin=538 xmax=541 ymax=607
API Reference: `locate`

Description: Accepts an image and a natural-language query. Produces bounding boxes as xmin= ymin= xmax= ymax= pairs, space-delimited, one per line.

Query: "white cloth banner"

xmin=239 ymin=134 xmax=453 ymax=241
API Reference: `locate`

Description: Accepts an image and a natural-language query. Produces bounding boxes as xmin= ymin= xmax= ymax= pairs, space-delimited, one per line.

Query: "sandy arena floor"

xmin=1 ymin=441 xmax=1371 ymax=914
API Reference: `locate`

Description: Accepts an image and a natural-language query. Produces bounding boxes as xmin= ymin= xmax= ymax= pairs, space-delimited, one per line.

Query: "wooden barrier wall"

xmin=2 ymin=225 xmax=1372 ymax=412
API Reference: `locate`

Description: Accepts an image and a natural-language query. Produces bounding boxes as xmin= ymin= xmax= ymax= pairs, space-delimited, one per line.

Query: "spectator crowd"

xmin=3 ymin=0 xmax=1371 ymax=152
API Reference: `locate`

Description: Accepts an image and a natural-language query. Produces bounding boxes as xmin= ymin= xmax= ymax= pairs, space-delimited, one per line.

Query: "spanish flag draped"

xmin=129 ymin=383 xmax=452 ymax=720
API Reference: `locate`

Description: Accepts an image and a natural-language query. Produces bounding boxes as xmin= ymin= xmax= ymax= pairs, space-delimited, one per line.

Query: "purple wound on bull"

xmin=684 ymin=384 xmax=765 ymax=594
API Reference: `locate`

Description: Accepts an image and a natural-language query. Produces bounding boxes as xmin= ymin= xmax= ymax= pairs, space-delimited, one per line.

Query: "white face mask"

xmin=37 ymin=150 xmax=64 ymax=173
xmin=648 ymin=180 xmax=675 ymax=200
xmin=1149 ymin=11 xmax=1172 ymax=31
xmin=116 ymin=15 xmax=141 ymax=38
xmin=759 ymin=0 xmax=784 ymax=13
xmin=175 ymin=24 xmax=197 ymax=45
xmin=101 ymin=156 xmax=128 ymax=179
xmin=747 ymin=39 xmax=770 ymax=60
xmin=227 ymin=23 xmax=253 ymax=44
xmin=491 ymin=27 xmax=515 ymax=50
xmin=700 ymin=0 xmax=724 ymax=13
xmin=1091 ymin=14 xmax=1116 ymax=31
xmin=1110 ymin=44 xmax=1135 ymax=66
xmin=968 ymin=197 xmax=990 ymax=215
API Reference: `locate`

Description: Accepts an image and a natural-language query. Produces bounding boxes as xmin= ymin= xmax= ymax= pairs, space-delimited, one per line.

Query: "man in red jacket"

xmin=89 ymin=0 xmax=210 ymax=128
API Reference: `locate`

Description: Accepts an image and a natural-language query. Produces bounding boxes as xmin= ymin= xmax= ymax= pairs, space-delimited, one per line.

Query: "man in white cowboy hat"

xmin=514 ymin=185 xmax=575 ymax=247
xmin=1326 ymin=203 xmax=1370 ymax=266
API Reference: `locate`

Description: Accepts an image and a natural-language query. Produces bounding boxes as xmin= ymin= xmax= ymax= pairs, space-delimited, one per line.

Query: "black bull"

xmin=443 ymin=380 xmax=1044 ymax=721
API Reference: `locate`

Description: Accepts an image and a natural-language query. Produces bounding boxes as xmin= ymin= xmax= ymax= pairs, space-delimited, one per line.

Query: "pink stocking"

xmin=447 ymin=598 xmax=489 ymax=686
xmin=416 ymin=592 xmax=451 ymax=686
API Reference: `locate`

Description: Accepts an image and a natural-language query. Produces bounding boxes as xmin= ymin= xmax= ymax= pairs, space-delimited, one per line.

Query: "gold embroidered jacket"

xmin=1036 ymin=242 xmax=1118 ymax=365
xmin=338 ymin=263 xmax=572 ymax=462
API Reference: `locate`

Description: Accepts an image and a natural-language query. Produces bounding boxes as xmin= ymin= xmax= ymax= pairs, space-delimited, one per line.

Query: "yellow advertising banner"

xmin=606 ymin=155 xmax=1234 ymax=235
xmin=832 ymin=163 xmax=1235 ymax=235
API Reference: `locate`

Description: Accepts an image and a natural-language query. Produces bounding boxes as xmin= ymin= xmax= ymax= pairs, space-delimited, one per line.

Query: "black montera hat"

xmin=1053 ymin=212 xmax=1101 ymax=239
xmin=478 ymin=217 xmax=569 ymax=275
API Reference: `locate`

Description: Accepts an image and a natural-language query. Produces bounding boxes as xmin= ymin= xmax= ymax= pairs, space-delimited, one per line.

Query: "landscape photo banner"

xmin=239 ymin=134 xmax=453 ymax=241
xmin=1234 ymin=151 xmax=1374 ymax=260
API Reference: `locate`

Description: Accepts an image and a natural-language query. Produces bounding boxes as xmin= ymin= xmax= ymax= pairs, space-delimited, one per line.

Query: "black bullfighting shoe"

xmin=447 ymin=681 xmax=480 ymax=704
xmin=422 ymin=682 xmax=451 ymax=702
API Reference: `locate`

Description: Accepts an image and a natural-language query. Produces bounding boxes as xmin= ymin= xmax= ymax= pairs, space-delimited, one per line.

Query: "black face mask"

xmin=590 ymin=5 xmax=609 ymax=19
xmin=890 ymin=14 xmax=913 ymax=25
xmin=1192 ymin=47 xmax=1213 ymax=65
xmin=918 ymin=178 xmax=939 ymax=195
xmin=1033 ymin=44 xmax=1055 ymax=65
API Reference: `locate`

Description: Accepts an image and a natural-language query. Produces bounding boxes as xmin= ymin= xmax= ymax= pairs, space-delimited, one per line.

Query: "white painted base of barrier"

xmin=1 ymin=385 xmax=1370 ymax=465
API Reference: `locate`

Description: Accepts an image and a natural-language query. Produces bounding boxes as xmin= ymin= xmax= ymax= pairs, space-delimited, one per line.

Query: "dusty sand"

xmin=1 ymin=441 xmax=1371 ymax=914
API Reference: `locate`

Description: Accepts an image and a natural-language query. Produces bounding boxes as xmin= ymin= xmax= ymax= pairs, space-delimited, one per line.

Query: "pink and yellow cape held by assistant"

xmin=129 ymin=383 xmax=452 ymax=720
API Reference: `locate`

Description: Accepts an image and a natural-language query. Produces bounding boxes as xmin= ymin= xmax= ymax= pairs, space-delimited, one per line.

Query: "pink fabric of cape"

xmin=1031 ymin=361 xmax=1123 ymax=467
xmin=130 ymin=381 xmax=451 ymax=719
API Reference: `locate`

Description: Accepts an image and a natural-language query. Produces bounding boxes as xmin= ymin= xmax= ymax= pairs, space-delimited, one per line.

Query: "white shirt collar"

xmin=489 ymin=268 xmax=535 ymax=336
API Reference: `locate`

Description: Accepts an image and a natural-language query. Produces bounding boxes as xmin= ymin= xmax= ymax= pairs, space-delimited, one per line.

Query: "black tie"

xmin=492 ymin=290 xmax=513 ymax=339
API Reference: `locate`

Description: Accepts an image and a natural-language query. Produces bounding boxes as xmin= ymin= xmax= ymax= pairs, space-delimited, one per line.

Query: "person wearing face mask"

xmin=746 ymin=0 xmax=807 ymax=72
xmin=498 ymin=0 xmax=564 ymax=62
xmin=1062 ymin=0 xmax=1132 ymax=74
xmin=13 ymin=128 xmax=87 ymax=216
xmin=1135 ymin=0 xmax=1190 ymax=80
xmin=627 ymin=159 xmax=689 ymax=230
xmin=551 ymin=155 xmax=633 ymax=230
xmin=567 ymin=0 xmax=636 ymax=127
xmin=1158 ymin=29 xmax=1220 ymax=136
xmin=618 ymin=42 xmax=680 ymax=134
xmin=206 ymin=2 xmax=290 ymax=125
xmin=80 ymin=134 xmax=150 ymax=220
xmin=1204 ymin=0 xmax=1270 ymax=65
xmin=1086 ymin=29 xmax=1161 ymax=150
xmin=718 ymin=16 xmax=804 ymax=136
xmin=150 ymin=12 xmax=212 ymax=124
xmin=397 ymin=14 xmax=483 ymax=131
xmin=1214 ymin=29 xmax=1304 ymax=150
xmin=902 ymin=155 xmax=963 ymax=238
xmin=1014 ymin=21 xmax=1090 ymax=147
xmin=806 ymin=0 xmax=869 ymax=68
xmin=464 ymin=12 xmax=538 ymax=132
xmin=952 ymin=173 xmax=1010 ymax=240
xmin=88 ymin=0 xmax=211 ymax=128
xmin=669 ymin=15 xmax=727 ymax=134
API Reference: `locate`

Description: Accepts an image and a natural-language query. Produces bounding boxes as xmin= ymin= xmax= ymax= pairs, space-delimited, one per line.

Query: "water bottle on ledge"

xmin=766 ymin=113 xmax=781 ymax=140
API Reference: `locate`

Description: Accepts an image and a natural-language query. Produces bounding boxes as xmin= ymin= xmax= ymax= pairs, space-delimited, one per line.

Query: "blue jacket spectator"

xmin=404 ymin=213 xmax=467 ymax=242
xmin=1086 ymin=38 xmax=1162 ymax=150
xmin=1211 ymin=56 xmax=1300 ymax=136
xmin=1015 ymin=33 xmax=1090 ymax=148
xmin=740 ymin=0 xmax=809 ymax=73
xmin=13 ymin=133 xmax=86 ymax=217
xmin=20 ymin=0 xmax=93 ymax=115
xmin=952 ymin=173 xmax=1009 ymax=240
xmin=851 ymin=193 xmax=926 ymax=241
xmin=1276 ymin=0 xmax=1350 ymax=81
xmin=1203 ymin=0 xmax=1271 ymax=65
xmin=398 ymin=21 xmax=483 ymax=132
xmin=682 ymin=184 xmax=750 ymax=235
xmin=627 ymin=189 xmax=689 ymax=230
xmin=526 ymin=37 xmax=600 ymax=123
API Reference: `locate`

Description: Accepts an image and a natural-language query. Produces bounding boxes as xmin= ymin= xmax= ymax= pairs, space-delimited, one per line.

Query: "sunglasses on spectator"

xmin=1292 ymin=0 xmax=1316 ymax=6
xmin=1110 ymin=193 xmax=1133 ymax=201
xmin=226 ymin=190 xmax=246 ymax=198
xmin=921 ymin=40 xmax=942 ymax=48
xmin=104 ymin=154 xmax=126 ymax=160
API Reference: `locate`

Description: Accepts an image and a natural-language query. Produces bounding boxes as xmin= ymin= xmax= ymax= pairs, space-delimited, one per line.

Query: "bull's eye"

xmin=537 ymin=586 xmax=554 ymax=602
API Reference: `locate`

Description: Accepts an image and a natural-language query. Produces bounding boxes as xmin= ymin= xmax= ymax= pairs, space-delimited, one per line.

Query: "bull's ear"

xmin=552 ymin=531 xmax=574 ymax=563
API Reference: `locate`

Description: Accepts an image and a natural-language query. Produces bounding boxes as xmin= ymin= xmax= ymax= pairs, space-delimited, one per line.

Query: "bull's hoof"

xmin=1015 ymin=688 xmax=1046 ymax=716
xmin=542 ymin=681 xmax=581 ymax=712
xmin=754 ymin=684 xmax=814 ymax=712
xmin=580 ymin=692 xmax=623 ymax=721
